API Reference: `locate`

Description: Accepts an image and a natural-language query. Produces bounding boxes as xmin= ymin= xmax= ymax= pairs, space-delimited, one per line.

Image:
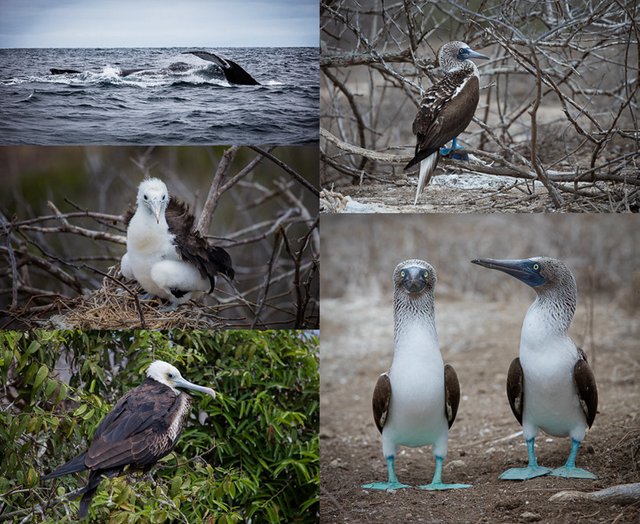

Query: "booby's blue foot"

xmin=139 ymin=292 xmax=156 ymax=301
xmin=418 ymin=456 xmax=471 ymax=490
xmin=550 ymin=440 xmax=596 ymax=479
xmin=500 ymin=438 xmax=551 ymax=481
xmin=361 ymin=480 xmax=411 ymax=490
xmin=439 ymin=137 xmax=469 ymax=160
xmin=550 ymin=466 xmax=597 ymax=479
xmin=499 ymin=466 xmax=552 ymax=480
xmin=362 ymin=456 xmax=410 ymax=490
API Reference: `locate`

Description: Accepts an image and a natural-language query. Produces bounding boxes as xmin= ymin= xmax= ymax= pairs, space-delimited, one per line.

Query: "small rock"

xmin=520 ymin=511 xmax=541 ymax=522
xmin=329 ymin=458 xmax=341 ymax=468
xmin=445 ymin=460 xmax=466 ymax=470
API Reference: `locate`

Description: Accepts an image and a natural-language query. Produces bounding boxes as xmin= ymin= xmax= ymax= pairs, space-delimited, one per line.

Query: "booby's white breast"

xmin=519 ymin=304 xmax=586 ymax=440
xmin=383 ymin=323 xmax=448 ymax=455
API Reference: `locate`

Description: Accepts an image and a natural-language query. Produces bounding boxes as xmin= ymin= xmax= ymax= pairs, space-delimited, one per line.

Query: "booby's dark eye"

xmin=162 ymin=195 xmax=166 ymax=201
xmin=168 ymin=373 xmax=174 ymax=379
xmin=533 ymin=263 xmax=540 ymax=271
xmin=143 ymin=195 xmax=148 ymax=201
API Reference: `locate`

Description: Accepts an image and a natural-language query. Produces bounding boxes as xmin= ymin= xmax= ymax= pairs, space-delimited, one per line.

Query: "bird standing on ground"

xmin=121 ymin=178 xmax=234 ymax=306
xmin=362 ymin=259 xmax=471 ymax=491
xmin=471 ymin=257 xmax=598 ymax=480
xmin=42 ymin=360 xmax=217 ymax=518
xmin=405 ymin=41 xmax=489 ymax=205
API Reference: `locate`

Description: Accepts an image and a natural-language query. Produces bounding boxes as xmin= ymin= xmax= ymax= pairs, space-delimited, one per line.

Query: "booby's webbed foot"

xmin=139 ymin=292 xmax=156 ymax=301
xmin=550 ymin=466 xmax=597 ymax=479
xmin=550 ymin=440 xmax=596 ymax=479
xmin=361 ymin=480 xmax=410 ymax=490
xmin=362 ymin=456 xmax=410 ymax=491
xmin=499 ymin=465 xmax=552 ymax=481
xmin=418 ymin=482 xmax=471 ymax=490
xmin=419 ymin=456 xmax=471 ymax=490
xmin=439 ymin=137 xmax=468 ymax=160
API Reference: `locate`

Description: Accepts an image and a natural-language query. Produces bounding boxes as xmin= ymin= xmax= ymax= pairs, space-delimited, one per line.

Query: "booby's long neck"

xmin=393 ymin=291 xmax=439 ymax=358
xmin=128 ymin=204 xmax=171 ymax=251
xmin=521 ymin=282 xmax=577 ymax=348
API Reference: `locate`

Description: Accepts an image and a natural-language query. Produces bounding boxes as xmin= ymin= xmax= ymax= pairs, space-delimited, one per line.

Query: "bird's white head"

xmin=137 ymin=178 xmax=169 ymax=224
xmin=438 ymin=41 xmax=489 ymax=73
xmin=146 ymin=360 xmax=216 ymax=398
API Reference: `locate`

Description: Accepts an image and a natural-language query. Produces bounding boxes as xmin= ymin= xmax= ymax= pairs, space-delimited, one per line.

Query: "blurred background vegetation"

xmin=321 ymin=214 xmax=639 ymax=310
xmin=0 ymin=329 xmax=319 ymax=523
xmin=0 ymin=146 xmax=319 ymax=329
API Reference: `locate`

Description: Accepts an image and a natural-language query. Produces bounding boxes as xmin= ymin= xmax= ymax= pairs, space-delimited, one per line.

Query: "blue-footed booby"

xmin=362 ymin=259 xmax=471 ymax=491
xmin=405 ymin=41 xmax=489 ymax=205
xmin=43 ymin=360 xmax=216 ymax=519
xmin=471 ymin=257 xmax=598 ymax=481
xmin=121 ymin=178 xmax=234 ymax=306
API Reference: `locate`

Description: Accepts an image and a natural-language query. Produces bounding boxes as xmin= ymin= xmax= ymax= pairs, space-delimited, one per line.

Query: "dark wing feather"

xmin=506 ymin=357 xmax=524 ymax=425
xmin=444 ymin=364 xmax=461 ymax=428
xmin=165 ymin=199 xmax=235 ymax=289
xmin=405 ymin=73 xmax=479 ymax=171
xmin=85 ymin=379 xmax=179 ymax=470
xmin=574 ymin=348 xmax=598 ymax=428
xmin=372 ymin=373 xmax=391 ymax=434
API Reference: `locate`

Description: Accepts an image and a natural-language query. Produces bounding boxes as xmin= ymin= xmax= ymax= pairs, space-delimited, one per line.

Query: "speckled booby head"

xmin=437 ymin=41 xmax=489 ymax=74
xmin=471 ymin=256 xmax=578 ymax=331
xmin=136 ymin=177 xmax=169 ymax=224
xmin=471 ymin=257 xmax=576 ymax=294
xmin=393 ymin=259 xmax=436 ymax=297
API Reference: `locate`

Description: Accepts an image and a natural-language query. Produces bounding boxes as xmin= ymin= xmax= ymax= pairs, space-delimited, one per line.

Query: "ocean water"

xmin=0 ymin=47 xmax=318 ymax=145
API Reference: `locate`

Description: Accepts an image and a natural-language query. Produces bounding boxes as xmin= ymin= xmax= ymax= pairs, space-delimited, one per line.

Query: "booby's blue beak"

xmin=471 ymin=258 xmax=545 ymax=287
xmin=458 ymin=47 xmax=489 ymax=61
xmin=401 ymin=266 xmax=429 ymax=293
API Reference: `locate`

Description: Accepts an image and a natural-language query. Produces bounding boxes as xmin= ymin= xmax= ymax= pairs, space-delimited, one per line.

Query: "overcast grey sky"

xmin=0 ymin=0 xmax=319 ymax=47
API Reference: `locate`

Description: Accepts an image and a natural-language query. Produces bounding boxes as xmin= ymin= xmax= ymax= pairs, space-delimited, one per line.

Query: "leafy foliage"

xmin=0 ymin=330 xmax=319 ymax=523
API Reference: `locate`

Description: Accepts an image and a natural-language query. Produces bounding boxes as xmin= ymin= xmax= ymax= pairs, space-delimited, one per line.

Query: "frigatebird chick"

xmin=362 ymin=259 xmax=471 ymax=491
xmin=405 ymin=41 xmax=489 ymax=205
xmin=42 ymin=360 xmax=216 ymax=519
xmin=121 ymin=178 xmax=234 ymax=307
xmin=471 ymin=257 xmax=598 ymax=480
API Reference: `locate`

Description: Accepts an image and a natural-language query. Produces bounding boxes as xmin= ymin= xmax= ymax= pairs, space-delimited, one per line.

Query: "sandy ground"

xmin=320 ymin=294 xmax=640 ymax=523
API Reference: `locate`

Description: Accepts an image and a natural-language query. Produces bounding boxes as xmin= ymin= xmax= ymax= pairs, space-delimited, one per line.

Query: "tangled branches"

xmin=0 ymin=146 xmax=319 ymax=329
xmin=321 ymin=0 xmax=640 ymax=211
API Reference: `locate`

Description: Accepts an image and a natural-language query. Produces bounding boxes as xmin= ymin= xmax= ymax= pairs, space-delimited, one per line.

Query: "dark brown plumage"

xmin=506 ymin=357 xmax=524 ymax=425
xmin=42 ymin=361 xmax=216 ymax=519
xmin=444 ymin=364 xmax=461 ymax=428
xmin=372 ymin=372 xmax=391 ymax=433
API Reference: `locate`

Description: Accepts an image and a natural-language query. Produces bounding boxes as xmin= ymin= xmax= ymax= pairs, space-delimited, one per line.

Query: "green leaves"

xmin=0 ymin=330 xmax=319 ymax=523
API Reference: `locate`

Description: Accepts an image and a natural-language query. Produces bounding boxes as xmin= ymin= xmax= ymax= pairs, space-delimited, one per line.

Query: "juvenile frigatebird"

xmin=42 ymin=360 xmax=216 ymax=518
xmin=120 ymin=178 xmax=234 ymax=306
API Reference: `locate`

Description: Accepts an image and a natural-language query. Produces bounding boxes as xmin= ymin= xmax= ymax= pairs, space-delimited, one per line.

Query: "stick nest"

xmin=30 ymin=268 xmax=227 ymax=330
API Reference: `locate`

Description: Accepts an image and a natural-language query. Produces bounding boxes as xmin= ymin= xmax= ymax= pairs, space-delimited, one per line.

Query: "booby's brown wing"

xmin=165 ymin=199 xmax=235 ymax=288
xmin=85 ymin=379 xmax=182 ymax=470
xmin=506 ymin=357 xmax=524 ymax=425
xmin=405 ymin=72 xmax=480 ymax=171
xmin=444 ymin=364 xmax=461 ymax=428
xmin=372 ymin=373 xmax=391 ymax=434
xmin=574 ymin=348 xmax=598 ymax=428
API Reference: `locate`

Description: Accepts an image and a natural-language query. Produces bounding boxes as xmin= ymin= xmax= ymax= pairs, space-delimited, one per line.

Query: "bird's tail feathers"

xmin=404 ymin=147 xmax=437 ymax=171
xmin=42 ymin=453 xmax=87 ymax=480
xmin=413 ymin=154 xmax=439 ymax=205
